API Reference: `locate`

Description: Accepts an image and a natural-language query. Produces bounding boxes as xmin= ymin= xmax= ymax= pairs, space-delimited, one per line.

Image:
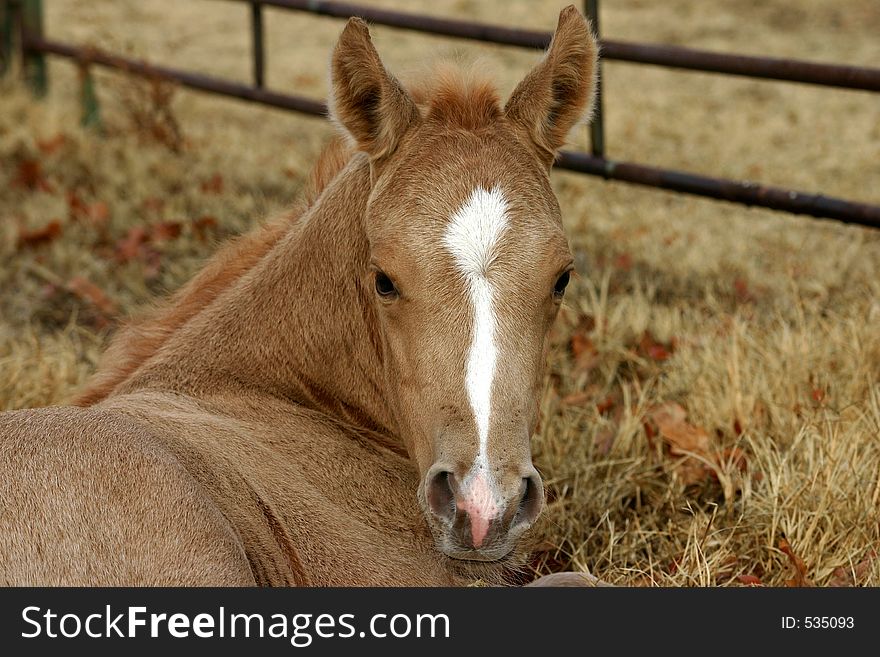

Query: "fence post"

xmin=78 ymin=62 xmax=101 ymax=127
xmin=1 ymin=1 xmax=15 ymax=76
xmin=584 ymin=0 xmax=606 ymax=160
xmin=251 ymin=1 xmax=265 ymax=88
xmin=21 ymin=0 xmax=46 ymax=95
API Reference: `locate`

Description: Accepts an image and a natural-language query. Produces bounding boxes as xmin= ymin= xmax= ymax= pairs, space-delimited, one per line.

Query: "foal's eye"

xmin=553 ymin=270 xmax=571 ymax=298
xmin=374 ymin=271 xmax=398 ymax=298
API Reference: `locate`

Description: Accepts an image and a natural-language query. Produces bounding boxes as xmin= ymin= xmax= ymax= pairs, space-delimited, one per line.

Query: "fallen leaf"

xmin=14 ymin=159 xmax=53 ymax=192
xmin=17 ymin=220 xmax=62 ymax=248
xmin=779 ymin=537 xmax=813 ymax=587
xmin=828 ymin=550 xmax=876 ymax=587
xmin=89 ymin=201 xmax=110 ymax=225
xmin=115 ymin=226 xmax=149 ymax=263
xmin=736 ymin=574 xmax=763 ymax=586
xmin=734 ymin=277 xmax=754 ymax=303
xmin=596 ymin=395 xmax=615 ymax=415
xmin=141 ymin=197 xmax=166 ymax=214
xmin=613 ymin=253 xmax=633 ymax=271
xmin=649 ymin=402 xmax=710 ymax=455
xmin=570 ymin=333 xmax=591 ymax=359
xmin=67 ymin=192 xmax=88 ymax=221
xmin=193 ymin=215 xmax=219 ymax=241
xmin=561 ymin=390 xmax=592 ymax=406
xmin=201 ymin=173 xmax=224 ymax=194
xmin=574 ymin=313 xmax=596 ymax=334
xmin=643 ymin=420 xmax=656 ymax=445
xmin=37 ymin=133 xmax=67 ymax=155
xmin=638 ymin=330 xmax=675 ymax=362
xmin=593 ymin=426 xmax=616 ymax=455
xmin=67 ymin=276 xmax=117 ymax=316
xmin=570 ymin=334 xmax=600 ymax=373
xmin=648 ymin=402 xmax=713 ymax=485
xmin=151 ymin=220 xmax=182 ymax=242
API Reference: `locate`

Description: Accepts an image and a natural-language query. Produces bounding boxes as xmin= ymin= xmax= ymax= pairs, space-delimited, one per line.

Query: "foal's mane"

xmin=75 ymin=65 xmax=503 ymax=406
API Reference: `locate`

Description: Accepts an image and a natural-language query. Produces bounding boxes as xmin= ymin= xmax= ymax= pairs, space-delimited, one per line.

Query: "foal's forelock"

xmin=442 ymin=185 xmax=510 ymax=544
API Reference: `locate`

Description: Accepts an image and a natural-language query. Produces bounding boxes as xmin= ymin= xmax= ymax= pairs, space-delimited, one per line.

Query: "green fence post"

xmin=79 ymin=63 xmax=101 ymax=127
xmin=584 ymin=0 xmax=605 ymax=159
xmin=1 ymin=1 xmax=13 ymax=76
xmin=21 ymin=0 xmax=46 ymax=95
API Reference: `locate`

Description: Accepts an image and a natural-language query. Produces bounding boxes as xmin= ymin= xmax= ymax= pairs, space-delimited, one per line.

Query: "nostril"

xmin=513 ymin=473 xmax=544 ymax=528
xmin=426 ymin=469 xmax=456 ymax=523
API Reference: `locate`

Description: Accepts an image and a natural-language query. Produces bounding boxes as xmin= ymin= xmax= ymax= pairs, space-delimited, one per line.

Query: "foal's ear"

xmin=504 ymin=5 xmax=598 ymax=167
xmin=329 ymin=18 xmax=420 ymax=161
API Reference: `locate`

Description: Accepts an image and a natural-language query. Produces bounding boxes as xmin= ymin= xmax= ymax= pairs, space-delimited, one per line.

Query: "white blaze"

xmin=442 ymin=186 xmax=508 ymax=489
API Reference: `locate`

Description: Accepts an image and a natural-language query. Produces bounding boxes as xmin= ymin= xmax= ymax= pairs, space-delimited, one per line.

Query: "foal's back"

xmin=0 ymin=391 xmax=460 ymax=585
xmin=0 ymin=403 xmax=253 ymax=585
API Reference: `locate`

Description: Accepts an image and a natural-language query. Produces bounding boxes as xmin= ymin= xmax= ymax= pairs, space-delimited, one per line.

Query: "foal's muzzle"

xmin=423 ymin=462 xmax=544 ymax=561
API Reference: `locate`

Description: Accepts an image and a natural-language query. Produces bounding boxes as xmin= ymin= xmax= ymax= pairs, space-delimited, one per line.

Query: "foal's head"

xmin=330 ymin=6 xmax=597 ymax=562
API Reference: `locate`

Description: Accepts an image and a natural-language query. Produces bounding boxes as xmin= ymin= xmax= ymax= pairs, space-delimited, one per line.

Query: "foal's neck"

xmin=125 ymin=155 xmax=398 ymax=440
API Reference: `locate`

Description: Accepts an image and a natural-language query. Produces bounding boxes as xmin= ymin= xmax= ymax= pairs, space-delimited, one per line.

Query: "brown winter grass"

xmin=1 ymin=0 xmax=879 ymax=586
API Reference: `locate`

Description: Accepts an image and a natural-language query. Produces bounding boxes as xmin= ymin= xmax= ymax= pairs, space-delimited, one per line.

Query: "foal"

xmin=0 ymin=6 xmax=598 ymax=585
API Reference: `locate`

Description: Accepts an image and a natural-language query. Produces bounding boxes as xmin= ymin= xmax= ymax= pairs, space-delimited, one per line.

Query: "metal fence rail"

xmin=5 ymin=0 xmax=880 ymax=228
xmin=240 ymin=0 xmax=880 ymax=92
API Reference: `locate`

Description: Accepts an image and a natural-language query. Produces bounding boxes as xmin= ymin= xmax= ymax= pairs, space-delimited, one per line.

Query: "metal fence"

xmin=3 ymin=0 xmax=880 ymax=228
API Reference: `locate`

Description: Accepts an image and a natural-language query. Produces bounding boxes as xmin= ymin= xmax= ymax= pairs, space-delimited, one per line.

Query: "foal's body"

xmin=1 ymin=392 xmax=456 ymax=585
xmin=0 ymin=7 xmax=599 ymax=586
xmin=2 ymin=157 xmax=467 ymax=585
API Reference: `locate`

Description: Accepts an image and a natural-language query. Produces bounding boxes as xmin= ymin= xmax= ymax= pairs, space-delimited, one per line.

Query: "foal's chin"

xmin=439 ymin=544 xmax=516 ymax=563
xmin=427 ymin=519 xmax=532 ymax=565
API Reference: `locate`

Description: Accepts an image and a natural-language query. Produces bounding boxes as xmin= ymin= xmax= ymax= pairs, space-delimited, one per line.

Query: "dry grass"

xmin=1 ymin=0 xmax=879 ymax=586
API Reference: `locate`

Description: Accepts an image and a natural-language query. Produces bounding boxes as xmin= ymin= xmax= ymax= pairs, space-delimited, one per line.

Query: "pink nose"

xmin=456 ymin=473 xmax=499 ymax=548
xmin=425 ymin=464 xmax=544 ymax=552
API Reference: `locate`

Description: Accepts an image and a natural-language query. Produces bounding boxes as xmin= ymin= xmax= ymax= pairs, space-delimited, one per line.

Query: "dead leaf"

xmin=561 ymin=390 xmax=592 ymax=406
xmin=593 ymin=426 xmax=616 ymax=455
xmin=141 ymin=197 xmax=166 ymax=214
xmin=570 ymin=334 xmax=600 ymax=373
xmin=115 ymin=226 xmax=149 ymax=263
xmin=674 ymin=459 xmax=711 ymax=487
xmin=151 ymin=220 xmax=182 ymax=242
xmin=67 ymin=192 xmax=88 ymax=221
xmin=779 ymin=537 xmax=813 ymax=587
xmin=67 ymin=276 xmax=117 ymax=316
xmin=638 ymin=330 xmax=675 ymax=362
xmin=193 ymin=215 xmax=218 ymax=241
xmin=734 ymin=277 xmax=754 ymax=303
xmin=828 ymin=550 xmax=876 ymax=587
xmin=596 ymin=395 xmax=616 ymax=415
xmin=37 ymin=133 xmax=67 ymax=155
xmin=89 ymin=201 xmax=110 ymax=225
xmin=649 ymin=402 xmax=710 ymax=455
xmin=648 ymin=402 xmax=713 ymax=485
xmin=613 ymin=252 xmax=633 ymax=271
xmin=17 ymin=220 xmax=63 ymax=248
xmin=574 ymin=313 xmax=596 ymax=334
xmin=736 ymin=574 xmax=763 ymax=586
xmin=201 ymin=173 xmax=224 ymax=194
xmin=14 ymin=159 xmax=53 ymax=192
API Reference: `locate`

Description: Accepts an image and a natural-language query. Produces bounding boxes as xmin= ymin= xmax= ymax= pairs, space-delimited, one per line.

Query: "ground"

xmin=1 ymin=0 xmax=878 ymax=586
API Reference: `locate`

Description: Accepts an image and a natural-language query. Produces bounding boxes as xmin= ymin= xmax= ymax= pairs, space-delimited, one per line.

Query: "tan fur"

xmin=74 ymin=135 xmax=354 ymax=407
xmin=0 ymin=7 xmax=598 ymax=586
xmin=505 ymin=5 xmax=598 ymax=166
